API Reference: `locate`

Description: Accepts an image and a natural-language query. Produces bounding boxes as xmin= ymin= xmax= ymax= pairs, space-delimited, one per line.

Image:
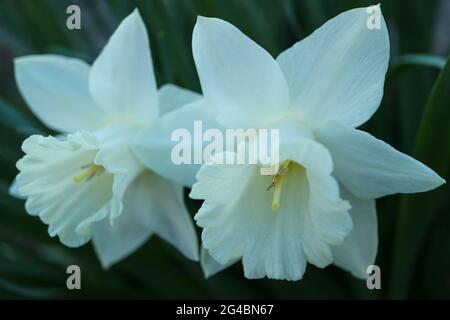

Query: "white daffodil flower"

xmin=12 ymin=9 xmax=203 ymax=268
xmin=190 ymin=7 xmax=446 ymax=281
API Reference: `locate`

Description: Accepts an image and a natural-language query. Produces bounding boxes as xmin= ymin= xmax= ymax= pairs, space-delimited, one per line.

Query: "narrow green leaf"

xmin=0 ymin=278 xmax=64 ymax=299
xmin=388 ymin=54 xmax=446 ymax=80
xmin=0 ymin=97 xmax=33 ymax=128
xmin=0 ymin=181 xmax=51 ymax=241
xmin=389 ymin=55 xmax=450 ymax=299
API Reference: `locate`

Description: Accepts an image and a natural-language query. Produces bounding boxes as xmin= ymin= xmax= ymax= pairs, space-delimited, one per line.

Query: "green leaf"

xmin=389 ymin=55 xmax=450 ymax=299
xmin=0 ymin=97 xmax=33 ymax=128
xmin=412 ymin=204 xmax=450 ymax=298
xmin=388 ymin=54 xmax=446 ymax=80
xmin=0 ymin=278 xmax=64 ymax=299
xmin=0 ymin=180 xmax=52 ymax=241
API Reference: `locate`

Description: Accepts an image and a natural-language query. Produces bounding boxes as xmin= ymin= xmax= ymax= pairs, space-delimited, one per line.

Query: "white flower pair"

xmin=11 ymin=7 xmax=444 ymax=281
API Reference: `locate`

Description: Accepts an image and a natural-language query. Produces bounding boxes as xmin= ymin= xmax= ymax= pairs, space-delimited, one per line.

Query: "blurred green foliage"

xmin=0 ymin=0 xmax=448 ymax=299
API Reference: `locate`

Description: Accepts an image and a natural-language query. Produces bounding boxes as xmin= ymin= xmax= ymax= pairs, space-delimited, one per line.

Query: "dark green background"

xmin=0 ymin=0 xmax=449 ymax=299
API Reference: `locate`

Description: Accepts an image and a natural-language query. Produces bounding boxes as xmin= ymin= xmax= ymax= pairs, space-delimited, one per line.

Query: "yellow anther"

xmin=73 ymin=164 xmax=105 ymax=184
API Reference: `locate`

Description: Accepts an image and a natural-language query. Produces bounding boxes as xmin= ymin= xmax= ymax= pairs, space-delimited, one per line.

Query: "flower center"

xmin=73 ymin=164 xmax=105 ymax=184
xmin=267 ymin=160 xmax=291 ymax=210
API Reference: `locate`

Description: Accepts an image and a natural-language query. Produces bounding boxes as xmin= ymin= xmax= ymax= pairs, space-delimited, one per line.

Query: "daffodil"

xmin=12 ymin=9 xmax=203 ymax=268
xmin=190 ymin=7 xmax=445 ymax=280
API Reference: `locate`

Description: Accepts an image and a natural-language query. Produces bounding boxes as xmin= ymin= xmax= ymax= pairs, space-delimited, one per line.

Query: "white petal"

xmin=158 ymin=84 xmax=202 ymax=115
xmin=277 ymin=6 xmax=390 ymax=128
xmin=192 ymin=17 xmax=290 ymax=128
xmin=279 ymin=138 xmax=352 ymax=266
xmin=16 ymin=126 xmax=144 ymax=248
xmin=192 ymin=162 xmax=307 ymax=280
xmin=90 ymin=9 xmax=158 ymax=124
xmin=93 ymin=123 xmax=144 ymax=221
xmin=9 ymin=178 xmax=26 ymax=199
xmin=316 ymin=121 xmax=445 ymax=199
xmin=306 ymin=171 xmax=353 ymax=246
xmin=92 ymin=171 xmax=198 ymax=267
xmin=15 ymin=55 xmax=105 ymax=132
xmin=192 ymin=137 xmax=352 ymax=280
xmin=201 ymin=247 xmax=238 ymax=278
xmin=332 ymin=187 xmax=377 ymax=279
xmin=190 ymin=153 xmax=253 ymax=206
xmin=145 ymin=173 xmax=199 ymax=261
xmin=132 ymin=99 xmax=220 ymax=187
xmin=92 ymin=213 xmax=151 ymax=269
xmin=16 ymin=132 xmax=113 ymax=247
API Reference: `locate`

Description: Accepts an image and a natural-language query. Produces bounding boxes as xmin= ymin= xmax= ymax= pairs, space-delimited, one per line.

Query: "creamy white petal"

xmin=332 ymin=187 xmax=377 ymax=279
xmin=158 ymin=84 xmax=202 ymax=115
xmin=92 ymin=170 xmax=198 ymax=268
xmin=16 ymin=132 xmax=113 ymax=247
xmin=90 ymin=9 xmax=158 ymax=124
xmin=277 ymin=6 xmax=390 ymax=128
xmin=192 ymin=16 xmax=290 ymax=128
xmin=192 ymin=137 xmax=352 ymax=280
xmin=132 ymin=99 xmax=220 ymax=187
xmin=201 ymin=247 xmax=238 ymax=278
xmin=316 ymin=121 xmax=445 ymax=199
xmin=15 ymin=55 xmax=105 ymax=132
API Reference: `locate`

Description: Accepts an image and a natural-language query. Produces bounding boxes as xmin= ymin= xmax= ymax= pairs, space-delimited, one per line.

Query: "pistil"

xmin=73 ymin=164 xmax=105 ymax=184
xmin=268 ymin=161 xmax=291 ymax=210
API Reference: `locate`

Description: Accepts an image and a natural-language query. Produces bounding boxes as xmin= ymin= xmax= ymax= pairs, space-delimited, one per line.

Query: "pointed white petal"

xmin=132 ymin=99 xmax=220 ymax=187
xmin=90 ymin=9 xmax=158 ymax=124
xmin=158 ymin=84 xmax=202 ymax=115
xmin=92 ymin=171 xmax=198 ymax=268
xmin=92 ymin=214 xmax=150 ymax=269
xmin=332 ymin=187 xmax=377 ymax=279
xmin=101 ymin=170 xmax=198 ymax=262
xmin=15 ymin=55 xmax=105 ymax=132
xmin=201 ymin=247 xmax=237 ymax=278
xmin=317 ymin=121 xmax=445 ymax=199
xmin=146 ymin=173 xmax=199 ymax=261
xmin=192 ymin=17 xmax=290 ymax=128
xmin=277 ymin=6 xmax=390 ymax=128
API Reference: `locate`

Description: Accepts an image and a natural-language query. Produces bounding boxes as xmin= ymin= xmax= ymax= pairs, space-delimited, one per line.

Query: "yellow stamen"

xmin=73 ymin=164 xmax=105 ymax=184
xmin=270 ymin=161 xmax=291 ymax=210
